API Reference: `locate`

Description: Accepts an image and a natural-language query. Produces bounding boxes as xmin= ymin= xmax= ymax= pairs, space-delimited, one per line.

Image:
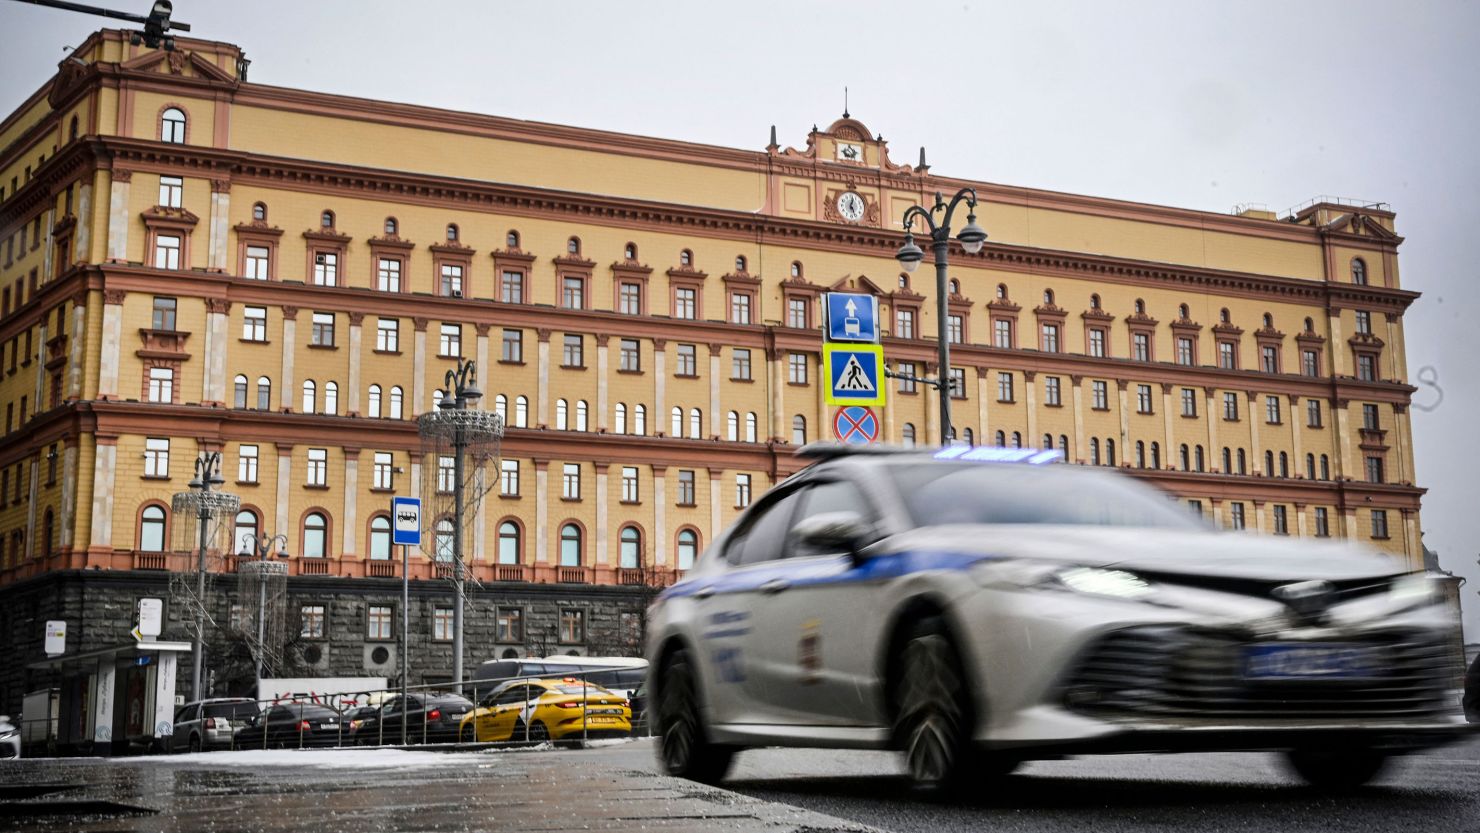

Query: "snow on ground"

xmin=125 ymin=738 xmax=636 ymax=768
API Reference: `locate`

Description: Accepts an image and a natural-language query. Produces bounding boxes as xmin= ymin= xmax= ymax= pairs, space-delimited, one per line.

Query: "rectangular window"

xmin=1357 ymin=354 xmax=1376 ymax=381
xmin=786 ymin=297 xmax=810 ymax=329
xmin=1307 ymin=399 xmax=1323 ymax=427
xmin=306 ymin=448 xmax=327 ymax=486
xmin=310 ymin=312 xmax=335 ymax=346
xmin=1176 ymin=337 xmax=1193 ymax=366
xmin=500 ymin=459 xmax=520 ymax=496
xmin=439 ymin=323 xmax=461 ymax=357
xmin=621 ymin=466 xmax=639 ymax=503
xmin=1136 ymin=384 xmax=1152 ymax=414
xmin=674 ymin=287 xmax=696 ymax=319
xmin=947 ymin=314 xmax=964 ymax=344
xmin=1266 ymin=395 xmax=1282 ymax=424
xmin=244 ymin=245 xmax=270 ymax=280
xmin=619 ymin=338 xmax=640 ymax=372
xmin=158 ymin=175 xmax=182 ymax=208
xmin=562 ymin=463 xmax=580 ymax=500
xmin=619 ymin=282 xmax=642 ymax=316
xmin=1370 ymin=509 xmax=1389 ymax=539
xmin=677 ymin=469 xmax=696 ymax=505
xmin=500 ymin=270 xmax=524 ymax=303
xmin=1045 ymin=376 xmax=1062 ymax=406
xmin=948 ymin=367 xmax=966 ymax=399
xmin=1261 ymin=345 xmax=1279 ymax=374
xmin=997 ymin=372 xmax=1014 ymax=403
xmin=736 ymin=473 xmax=752 ymax=508
xmin=1362 ymin=403 xmax=1380 ymax=430
xmin=496 ymin=607 xmax=523 ymax=643
xmin=500 ymin=328 xmax=522 ymax=363
xmin=562 ymin=334 xmax=583 ymax=367
xmin=1355 ymin=310 xmax=1372 ymax=335
xmin=897 ymin=362 xmax=917 ymax=394
xmin=995 ymin=319 xmax=1014 ymax=349
xmin=300 ymin=605 xmax=326 ymax=639
xmin=1181 ymin=388 xmax=1197 ymax=417
xmin=152 ymin=296 xmax=177 ymax=330
xmin=1088 ymin=327 xmax=1105 ymax=357
xmin=433 ymin=607 xmax=454 ymax=641
xmin=312 ymin=251 xmax=337 ymax=286
xmin=367 ymin=605 xmax=392 ymax=640
xmin=1042 ymin=323 xmax=1059 ymax=352
xmin=373 ymin=451 xmax=393 ymax=490
xmin=437 ymin=455 xmax=455 ymax=493
xmin=1315 ymin=507 xmax=1330 ymax=537
xmin=1223 ymin=392 xmax=1239 ymax=420
xmin=1230 ymin=502 xmax=1246 ymax=530
xmin=1302 ymin=349 xmax=1320 ymax=377
xmin=896 ymin=308 xmax=915 ymax=339
xmin=787 ymin=353 xmax=807 ymax=384
xmin=560 ymin=608 xmax=585 ymax=644
xmin=675 ymin=343 xmax=697 ymax=376
xmin=730 ymin=292 xmax=751 ymax=324
xmin=440 ymin=263 xmax=463 ymax=296
xmin=1273 ymin=505 xmax=1288 ymax=535
xmin=732 ymin=348 xmax=752 ymax=380
xmin=561 ymin=276 xmax=584 ymax=309
xmin=376 ymin=318 xmax=399 ymax=352
xmin=1365 ymin=456 xmax=1385 ymax=483
xmin=147 ymin=366 xmax=173 ymax=403
xmin=1132 ymin=332 xmax=1150 ymax=362
xmin=1188 ymin=499 xmax=1203 ymax=516
xmin=238 ymin=444 xmax=258 ymax=483
xmin=1092 ymin=380 xmax=1108 ymax=410
xmin=144 ymin=437 xmax=169 ymax=477
xmin=1218 ymin=341 xmax=1236 ymax=370
xmin=376 ymin=258 xmax=401 ymax=292
xmin=243 ymin=306 xmax=267 ymax=341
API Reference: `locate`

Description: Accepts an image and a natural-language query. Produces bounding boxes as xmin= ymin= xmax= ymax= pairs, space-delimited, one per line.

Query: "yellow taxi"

xmin=458 ymin=677 xmax=631 ymax=744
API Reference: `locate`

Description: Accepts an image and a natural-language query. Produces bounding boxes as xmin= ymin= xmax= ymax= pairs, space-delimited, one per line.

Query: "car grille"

xmin=1060 ymin=625 xmax=1455 ymax=721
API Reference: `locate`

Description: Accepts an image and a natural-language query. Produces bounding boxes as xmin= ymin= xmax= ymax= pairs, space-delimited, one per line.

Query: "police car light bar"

xmin=933 ymin=446 xmax=1063 ymax=465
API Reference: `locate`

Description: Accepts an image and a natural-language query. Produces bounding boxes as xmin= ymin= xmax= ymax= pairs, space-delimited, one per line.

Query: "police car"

xmin=645 ymin=444 xmax=1470 ymax=790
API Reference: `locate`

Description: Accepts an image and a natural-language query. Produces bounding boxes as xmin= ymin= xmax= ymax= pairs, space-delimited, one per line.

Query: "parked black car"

xmin=235 ymin=704 xmax=345 ymax=749
xmin=352 ymin=694 xmax=473 ymax=745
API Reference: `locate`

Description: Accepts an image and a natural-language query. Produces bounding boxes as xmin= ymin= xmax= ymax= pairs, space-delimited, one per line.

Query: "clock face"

xmin=837 ymin=191 xmax=866 ymax=222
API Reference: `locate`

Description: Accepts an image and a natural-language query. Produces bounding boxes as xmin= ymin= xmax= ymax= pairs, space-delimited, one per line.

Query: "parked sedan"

xmin=352 ymin=694 xmax=474 ymax=745
xmin=234 ymin=704 xmax=345 ymax=749
xmin=170 ymin=698 xmax=260 ymax=752
xmin=458 ymin=678 xmax=631 ymax=745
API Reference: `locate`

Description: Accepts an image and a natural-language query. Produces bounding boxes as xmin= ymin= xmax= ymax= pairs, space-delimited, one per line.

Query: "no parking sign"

xmin=833 ymin=406 xmax=880 ymax=445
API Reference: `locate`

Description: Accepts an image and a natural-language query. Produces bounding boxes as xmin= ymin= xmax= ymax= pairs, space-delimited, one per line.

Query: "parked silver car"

xmin=647 ymin=445 xmax=1473 ymax=791
xmin=0 ymin=714 xmax=19 ymax=759
xmin=170 ymin=698 xmax=260 ymax=752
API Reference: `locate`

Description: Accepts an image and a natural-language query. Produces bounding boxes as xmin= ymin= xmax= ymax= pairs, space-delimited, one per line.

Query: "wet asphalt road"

xmin=608 ymin=736 xmax=1480 ymax=833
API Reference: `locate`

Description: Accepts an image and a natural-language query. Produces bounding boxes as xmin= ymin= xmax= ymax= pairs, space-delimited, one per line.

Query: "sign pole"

xmin=400 ymin=541 xmax=409 ymax=746
xmin=390 ymin=494 xmax=421 ymax=747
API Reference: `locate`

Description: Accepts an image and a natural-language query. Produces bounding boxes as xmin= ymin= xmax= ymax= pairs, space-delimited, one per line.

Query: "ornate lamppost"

xmin=237 ymin=532 xmax=289 ymax=698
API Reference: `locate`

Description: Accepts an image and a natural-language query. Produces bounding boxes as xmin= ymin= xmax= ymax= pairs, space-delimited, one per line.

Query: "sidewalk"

xmin=0 ymin=739 xmax=881 ymax=833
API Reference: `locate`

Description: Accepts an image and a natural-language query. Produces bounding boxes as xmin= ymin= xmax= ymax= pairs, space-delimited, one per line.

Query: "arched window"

xmin=1091 ymin=438 xmax=1101 ymax=466
xmin=1219 ymin=308 xmax=1231 ymax=324
xmin=670 ymin=406 xmax=683 ymax=437
xmin=1279 ymin=451 xmax=1289 ymax=478
xmin=615 ymin=403 xmax=628 ymax=435
xmin=676 ymin=529 xmax=699 ymax=570
xmin=234 ymin=374 xmax=248 ymax=408
xmin=320 ymin=210 xmax=335 ymax=229
xmin=790 ymin=261 xmax=803 ymax=279
xmin=679 ymin=249 xmax=693 ymax=267
xmin=745 ymin=412 xmax=757 ymax=443
xmin=1179 ymin=444 xmax=1190 ymax=471
xmin=139 ymin=505 xmax=167 ymax=551
xmin=792 ymin=415 xmax=807 ymax=444
xmin=384 ymin=217 xmax=398 ymax=236
xmin=556 ymin=399 xmax=569 ymax=430
xmin=620 ymin=526 xmax=641 ymax=569
xmin=995 ymin=430 xmax=1006 ymax=446
xmin=1059 ymin=435 xmax=1069 ymax=454
xmin=1151 ymin=441 xmax=1161 ymax=469
xmin=323 ymin=381 xmax=338 ymax=415
xmin=735 ymin=255 xmax=747 ymax=272
xmin=902 ymin=423 xmax=916 ymax=447
xmin=949 ymin=278 xmax=960 ymax=295
xmin=494 ymin=394 xmax=508 ymax=422
xmin=1262 ymin=312 xmax=1274 ymax=329
xmin=1043 ymin=289 xmax=1055 ymax=305
xmin=302 ymin=512 xmax=327 ymax=558
xmin=498 ymin=521 xmax=520 ymax=564
xmin=160 ymin=107 xmax=186 ymax=143
xmin=1012 ymin=431 xmax=1022 ymax=448
xmin=1136 ymin=441 xmax=1146 ymax=468
xmin=1320 ymin=454 xmax=1330 ymax=480
xmin=997 ymin=283 xmax=1008 ymax=299
xmin=1351 ymin=258 xmax=1368 ymax=285
xmin=1134 ymin=298 xmax=1146 ymax=315
xmin=369 ymin=515 xmax=391 ymax=560
xmin=689 ymin=408 xmax=702 ymax=439
xmin=252 ymin=202 xmax=267 ymax=222
xmin=68 ymin=115 xmax=78 ymax=141
xmin=634 ymin=404 xmax=647 ymax=435
xmin=1303 ymin=316 xmax=1314 ymax=332
xmin=1090 ymin=293 xmax=1101 ymax=309
xmin=301 ymin=380 xmax=315 ymax=413
xmin=1265 ymin=450 xmax=1275 ymax=476
xmin=256 ymin=376 xmax=271 ymax=410
xmin=367 ymin=384 xmax=382 ymax=418
xmin=963 ymin=427 xmax=974 ymax=445
xmin=1041 ymin=433 xmax=1052 ymax=451
xmin=624 ymin=242 xmax=638 ymax=260
xmin=1237 ymin=448 xmax=1248 ymax=475
xmin=234 ymin=509 xmax=259 ymax=554
xmin=566 ymin=236 xmax=581 ymax=255
xmin=446 ymin=223 xmax=459 ymax=242
xmin=899 ymin=273 xmax=910 ymax=289
xmin=575 ymin=400 xmax=588 ymax=432
xmin=514 ymin=395 xmax=528 ymax=428
xmin=1222 ymin=447 xmax=1233 ymax=473
xmin=1179 ymin=303 xmax=1190 ymax=319
xmin=434 ymin=518 xmax=454 ymax=562
xmin=727 ymin=411 xmax=739 ymax=441
xmin=559 ymin=523 xmax=582 ymax=566
xmin=433 ymin=389 xmax=444 ymax=410
xmin=1194 ymin=445 xmax=1205 ymax=472
xmin=1105 ymin=438 xmax=1116 ymax=466
xmin=1306 ymin=453 xmax=1316 ymax=479
xmin=389 ymin=386 xmax=405 ymax=420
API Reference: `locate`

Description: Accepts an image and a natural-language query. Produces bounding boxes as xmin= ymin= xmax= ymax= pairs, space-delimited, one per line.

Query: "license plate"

xmin=585 ymin=717 xmax=619 ymax=724
xmin=586 ymin=708 xmax=622 ymax=716
xmin=1244 ymin=643 xmax=1381 ymax=680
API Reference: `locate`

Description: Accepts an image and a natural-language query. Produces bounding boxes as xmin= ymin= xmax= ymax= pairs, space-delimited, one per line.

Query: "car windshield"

xmin=204 ymin=702 xmax=259 ymax=720
xmin=893 ymin=463 xmax=1203 ymax=530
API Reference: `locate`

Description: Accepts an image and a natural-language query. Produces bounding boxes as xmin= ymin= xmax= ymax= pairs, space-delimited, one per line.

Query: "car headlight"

xmin=1053 ymin=567 xmax=1156 ymax=600
xmin=974 ymin=560 xmax=1157 ymax=601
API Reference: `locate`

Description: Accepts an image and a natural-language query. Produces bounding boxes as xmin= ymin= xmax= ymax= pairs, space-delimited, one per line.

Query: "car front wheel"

xmin=655 ymin=648 xmax=735 ymax=783
xmin=1284 ymin=747 xmax=1389 ymax=790
xmin=894 ymin=616 xmax=978 ymax=791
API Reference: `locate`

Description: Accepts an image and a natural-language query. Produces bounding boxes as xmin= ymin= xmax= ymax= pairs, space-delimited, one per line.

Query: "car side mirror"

xmin=794 ymin=511 xmax=872 ymax=559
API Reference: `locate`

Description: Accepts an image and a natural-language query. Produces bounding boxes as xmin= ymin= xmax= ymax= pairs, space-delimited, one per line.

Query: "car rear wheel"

xmin=1284 ymin=746 xmax=1389 ymax=790
xmin=895 ymin=616 xmax=977 ymax=791
xmin=655 ymin=648 xmax=735 ymax=783
xmin=460 ymin=723 xmax=476 ymax=744
xmin=529 ymin=720 xmax=551 ymax=744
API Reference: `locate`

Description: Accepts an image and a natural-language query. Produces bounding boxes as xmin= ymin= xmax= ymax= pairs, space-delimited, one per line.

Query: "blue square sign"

xmin=391 ymin=497 xmax=421 ymax=546
xmin=825 ymin=292 xmax=879 ymax=343
xmin=823 ymin=344 xmax=886 ymax=407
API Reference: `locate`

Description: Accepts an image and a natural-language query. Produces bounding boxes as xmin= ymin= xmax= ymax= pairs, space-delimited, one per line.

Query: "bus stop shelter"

xmin=26 ymin=640 xmax=192 ymax=755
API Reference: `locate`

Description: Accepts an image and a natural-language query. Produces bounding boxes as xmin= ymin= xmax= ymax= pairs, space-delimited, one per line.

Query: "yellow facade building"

xmin=0 ymin=29 xmax=1425 ymax=605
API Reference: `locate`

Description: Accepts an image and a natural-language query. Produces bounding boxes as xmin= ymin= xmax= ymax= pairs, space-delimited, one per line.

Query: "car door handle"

xmin=759 ymin=578 xmax=790 ymax=595
xmin=694 ymin=586 xmax=715 ymax=600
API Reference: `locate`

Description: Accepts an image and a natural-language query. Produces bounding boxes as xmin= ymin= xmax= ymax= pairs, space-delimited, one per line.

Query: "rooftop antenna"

xmin=843 ymin=86 xmax=849 ymax=119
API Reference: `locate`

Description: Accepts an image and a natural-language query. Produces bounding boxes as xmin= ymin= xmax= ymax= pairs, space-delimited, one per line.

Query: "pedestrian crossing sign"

xmin=823 ymin=343 xmax=886 ymax=407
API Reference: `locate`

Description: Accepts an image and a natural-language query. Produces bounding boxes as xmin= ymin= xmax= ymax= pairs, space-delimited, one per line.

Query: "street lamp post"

xmin=238 ymin=533 xmax=288 ymax=697
xmin=894 ymin=188 xmax=988 ymax=444
xmin=436 ymin=359 xmax=481 ymax=694
xmin=187 ymin=452 xmax=227 ymax=702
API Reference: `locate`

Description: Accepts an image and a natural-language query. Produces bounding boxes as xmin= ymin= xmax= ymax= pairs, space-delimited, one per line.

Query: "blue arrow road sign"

xmin=825 ymin=292 xmax=879 ymax=342
xmin=391 ymin=497 xmax=421 ymax=546
xmin=823 ymin=343 xmax=886 ymax=407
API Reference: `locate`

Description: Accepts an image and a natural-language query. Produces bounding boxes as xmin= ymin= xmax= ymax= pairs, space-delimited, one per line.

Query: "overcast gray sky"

xmin=5 ymin=0 xmax=1477 ymax=636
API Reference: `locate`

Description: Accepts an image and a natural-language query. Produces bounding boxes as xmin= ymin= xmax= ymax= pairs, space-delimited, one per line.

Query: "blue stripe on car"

xmin=660 ymin=550 xmax=995 ymax=599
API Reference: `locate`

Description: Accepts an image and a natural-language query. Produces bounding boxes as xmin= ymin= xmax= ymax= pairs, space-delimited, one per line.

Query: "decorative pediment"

xmin=720 ymin=269 xmax=761 ymax=287
xmin=47 ymin=56 xmax=92 ymax=109
xmin=367 ymin=234 xmax=414 ymax=251
xmin=665 ymin=266 xmax=708 ymax=283
xmin=119 ymin=48 xmax=238 ymax=84
xmin=1212 ymin=322 xmax=1244 ymax=338
xmin=303 ymin=228 xmax=351 ymax=244
xmin=141 ymin=205 xmax=199 ymax=226
xmin=1170 ymin=315 xmax=1201 ymax=332
xmin=137 ymin=328 xmax=192 ymax=360
xmin=769 ymin=115 xmax=923 ymax=175
xmin=1033 ymin=303 xmax=1068 ymax=320
xmin=1254 ymin=326 xmax=1286 ymax=342
xmin=1080 ymin=308 xmax=1114 ymax=323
